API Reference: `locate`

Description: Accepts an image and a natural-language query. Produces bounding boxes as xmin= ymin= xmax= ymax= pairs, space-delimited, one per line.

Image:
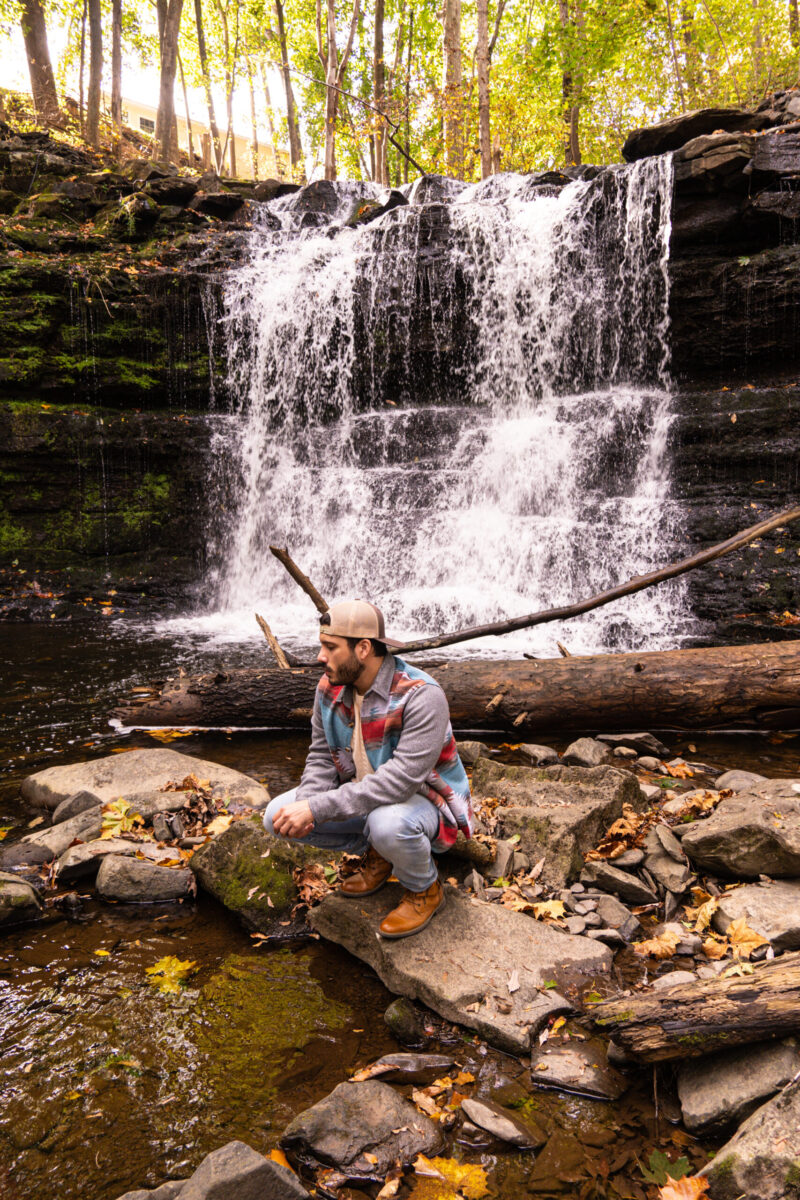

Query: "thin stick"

xmin=397 ymin=506 xmax=800 ymax=654
xmin=255 ymin=613 xmax=291 ymax=669
xmin=269 ymin=545 xmax=329 ymax=614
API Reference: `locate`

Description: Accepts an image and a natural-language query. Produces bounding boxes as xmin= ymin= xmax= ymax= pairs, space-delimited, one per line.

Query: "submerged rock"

xmin=310 ymin=884 xmax=611 ymax=1054
xmin=460 ymin=1096 xmax=545 ymax=1148
xmin=383 ymin=997 xmax=430 ymax=1047
xmin=472 ymin=760 xmax=642 ymax=890
xmin=531 ymin=1041 xmax=628 ymax=1100
xmin=681 ymin=779 xmax=800 ymax=878
xmin=281 ymin=1080 xmax=443 ymax=1177
xmin=678 ymin=1039 xmax=800 ymax=1136
xmin=21 ymin=749 xmax=269 ymax=813
xmin=712 ymin=880 xmax=800 ymax=951
xmin=703 ymin=1076 xmax=800 ymax=1199
xmin=0 ymin=872 xmax=45 ymax=927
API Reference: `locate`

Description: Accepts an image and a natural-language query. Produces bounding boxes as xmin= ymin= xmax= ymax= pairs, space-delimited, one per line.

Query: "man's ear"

xmin=356 ymin=638 xmax=372 ymax=661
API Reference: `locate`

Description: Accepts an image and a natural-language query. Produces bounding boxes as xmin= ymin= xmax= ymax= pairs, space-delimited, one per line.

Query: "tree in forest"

xmin=154 ymin=0 xmax=184 ymax=162
xmin=442 ymin=0 xmax=463 ymax=176
xmin=194 ymin=0 xmax=223 ymax=169
xmin=316 ymin=0 xmax=361 ymax=180
xmin=111 ymin=0 xmax=122 ymax=137
xmin=273 ymin=0 xmax=305 ymax=177
xmin=19 ymin=0 xmax=61 ymax=124
xmin=85 ymin=0 xmax=102 ymax=145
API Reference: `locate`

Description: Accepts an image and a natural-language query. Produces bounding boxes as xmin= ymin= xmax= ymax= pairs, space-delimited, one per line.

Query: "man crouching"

xmin=263 ymin=599 xmax=473 ymax=938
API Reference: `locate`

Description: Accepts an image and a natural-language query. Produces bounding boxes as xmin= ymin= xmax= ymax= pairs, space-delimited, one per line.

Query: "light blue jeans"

xmin=262 ymin=788 xmax=440 ymax=892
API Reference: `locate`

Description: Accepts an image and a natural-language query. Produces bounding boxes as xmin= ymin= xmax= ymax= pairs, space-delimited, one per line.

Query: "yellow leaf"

xmin=364 ymin=1153 xmax=379 ymax=1164
xmin=702 ymin=936 xmax=729 ymax=960
xmin=666 ymin=761 xmax=695 ymax=779
xmin=722 ymin=961 xmax=755 ymax=978
xmin=532 ymin=900 xmax=565 ymax=920
xmin=205 ymin=814 xmax=234 ymax=837
xmin=147 ymin=729 xmax=195 ymax=743
xmin=550 ymin=1015 xmax=567 ymax=1036
xmin=634 ymin=928 xmax=681 ymax=959
xmin=101 ymin=799 xmax=144 ymax=839
xmin=409 ymin=1157 xmax=488 ymax=1200
xmin=145 ymin=955 xmax=198 ymax=993
xmin=268 ymin=1149 xmax=293 ymax=1172
xmin=94 ymin=949 xmax=110 ymax=957
xmin=453 ymin=1070 xmax=475 ymax=1085
xmin=727 ymin=917 xmax=769 ymax=958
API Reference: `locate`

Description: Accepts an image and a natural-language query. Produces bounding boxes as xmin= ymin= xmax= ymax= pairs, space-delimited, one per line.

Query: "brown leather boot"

xmin=379 ymin=879 xmax=445 ymax=939
xmin=340 ymin=846 xmax=393 ymax=897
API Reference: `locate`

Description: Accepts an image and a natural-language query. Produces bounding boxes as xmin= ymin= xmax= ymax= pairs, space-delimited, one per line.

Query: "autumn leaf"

xmin=268 ymin=1148 xmax=294 ymax=1172
xmin=658 ymin=1177 xmax=710 ymax=1199
xmin=147 ymin=729 xmax=196 ymax=743
xmin=666 ymin=761 xmax=695 ymax=779
xmin=410 ymin=1156 xmax=488 ymax=1200
xmin=145 ymin=955 xmax=198 ymax=993
xmin=727 ymin=917 xmax=769 ymax=958
xmin=350 ymin=1062 xmax=394 ymax=1082
xmin=634 ymin=928 xmax=681 ymax=960
xmin=205 ymin=814 xmax=234 ymax=837
xmin=532 ymin=900 xmax=565 ymax=921
xmin=702 ymin=936 xmax=729 ymax=960
xmin=101 ymin=799 xmax=144 ymax=839
xmin=721 ymin=961 xmax=755 ymax=979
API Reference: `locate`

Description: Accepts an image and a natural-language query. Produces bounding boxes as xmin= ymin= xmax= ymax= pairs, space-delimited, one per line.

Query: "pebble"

xmin=614 ymin=746 xmax=638 ymax=759
xmin=565 ymin=915 xmax=587 ymax=935
xmin=638 ymin=756 xmax=663 ymax=772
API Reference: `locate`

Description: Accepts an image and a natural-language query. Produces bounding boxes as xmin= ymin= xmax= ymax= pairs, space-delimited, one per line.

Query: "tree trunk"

xmin=20 ymin=0 xmax=60 ymax=124
xmin=259 ymin=58 xmax=279 ymax=172
xmin=404 ymin=7 xmax=414 ymax=183
xmin=248 ymin=63 xmax=259 ymax=178
xmin=111 ymin=0 xmax=122 ymax=135
xmin=155 ymin=0 xmax=184 ymax=163
xmin=374 ymin=0 xmax=387 ymax=183
xmin=442 ymin=0 xmax=463 ymax=177
xmin=476 ymin=0 xmax=490 ymax=178
xmin=275 ymin=0 xmax=304 ymax=178
xmin=78 ymin=0 xmax=87 ymax=137
xmin=194 ymin=0 xmax=223 ymax=171
xmin=114 ymin=642 xmax=800 ymax=734
xmin=558 ymin=0 xmax=581 ymax=166
xmin=85 ymin=0 xmax=103 ymax=147
xmin=226 ymin=77 xmax=236 ymax=175
xmin=318 ymin=0 xmax=360 ymax=181
xmin=178 ymin=52 xmax=195 ymax=162
xmin=591 ymin=951 xmax=800 ymax=1062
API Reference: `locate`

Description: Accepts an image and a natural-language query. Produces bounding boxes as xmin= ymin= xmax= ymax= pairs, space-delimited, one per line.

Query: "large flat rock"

xmin=681 ymin=779 xmax=800 ymax=878
xmin=622 ymin=106 xmax=769 ymax=161
xmin=678 ymin=1039 xmax=800 ymax=1136
xmin=703 ymin=1077 xmax=800 ymax=1199
xmin=309 ymin=885 xmax=612 ymax=1054
xmin=472 ymin=760 xmax=643 ymax=891
xmin=713 ymin=880 xmax=800 ymax=951
xmin=21 ymin=749 xmax=269 ymax=812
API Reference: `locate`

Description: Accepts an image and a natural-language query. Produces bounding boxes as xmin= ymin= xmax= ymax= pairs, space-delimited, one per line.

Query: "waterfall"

xmin=191 ymin=157 xmax=691 ymax=657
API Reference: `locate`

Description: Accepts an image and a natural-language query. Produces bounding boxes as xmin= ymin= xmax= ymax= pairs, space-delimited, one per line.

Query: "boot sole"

xmin=379 ymin=890 xmax=446 ymax=939
xmin=340 ymin=876 xmax=391 ymax=898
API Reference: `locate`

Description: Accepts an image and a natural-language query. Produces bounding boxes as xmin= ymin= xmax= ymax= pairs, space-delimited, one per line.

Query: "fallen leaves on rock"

xmin=292 ymin=862 xmax=334 ymax=912
xmin=145 ymin=955 xmax=198 ymax=993
xmin=585 ymin=803 xmax=651 ymax=861
xmin=410 ymin=1156 xmax=488 ymax=1200
xmin=634 ymin=928 xmax=682 ymax=960
xmin=532 ymin=899 xmax=566 ymax=921
xmin=683 ymin=888 xmax=719 ymax=932
xmin=100 ymin=799 xmax=144 ymax=839
xmin=727 ymin=917 xmax=769 ymax=958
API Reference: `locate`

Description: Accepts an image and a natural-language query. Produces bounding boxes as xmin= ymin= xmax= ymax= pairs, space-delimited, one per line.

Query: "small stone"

xmin=652 ymin=970 xmax=697 ymax=990
xmin=639 ymin=783 xmax=662 ymax=801
xmin=460 ymin=1097 xmax=545 ymax=1148
xmin=360 ymin=1052 xmax=456 ymax=1084
xmin=531 ymin=1041 xmax=628 ymax=1099
xmin=587 ymin=928 xmax=625 ymax=947
xmin=572 ymin=900 xmax=597 ymax=915
xmin=167 ymin=812 xmax=185 ymax=839
xmin=562 ymin=738 xmax=607 ymax=768
xmin=613 ymin=747 xmax=638 ymax=759
xmin=466 ymin=869 xmax=485 ymax=896
xmin=582 ymin=912 xmax=603 ymax=928
xmin=593 ymin=894 xmax=641 ymax=941
xmin=714 ymin=768 xmax=768 ymax=791
xmin=152 ymin=813 xmax=172 ymax=842
xmin=580 ymin=861 xmax=658 ymax=905
xmin=96 ymin=856 xmax=194 ymax=902
xmin=565 ymin=916 xmax=587 ymax=935
xmin=519 ymin=744 xmax=559 ymax=766
xmin=487 ymin=840 xmax=518 ymax=882
xmin=384 ymin=997 xmax=429 ymax=1048
xmin=613 ymin=849 xmax=645 ymax=868
xmin=637 ymin=756 xmax=664 ymax=772
xmin=570 ymin=883 xmax=586 ymax=894
xmin=456 ymin=740 xmax=490 ymax=766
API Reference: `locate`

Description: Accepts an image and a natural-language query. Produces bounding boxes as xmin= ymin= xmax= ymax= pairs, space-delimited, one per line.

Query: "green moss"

xmin=785 ymin=1161 xmax=800 ymax=1188
xmin=0 ymin=506 xmax=28 ymax=553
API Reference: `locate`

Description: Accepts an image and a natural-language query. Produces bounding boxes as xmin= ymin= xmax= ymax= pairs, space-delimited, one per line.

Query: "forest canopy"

xmin=3 ymin=0 xmax=800 ymax=182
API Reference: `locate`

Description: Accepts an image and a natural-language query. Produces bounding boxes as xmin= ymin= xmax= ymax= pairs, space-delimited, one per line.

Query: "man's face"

xmin=317 ymin=633 xmax=365 ymax=685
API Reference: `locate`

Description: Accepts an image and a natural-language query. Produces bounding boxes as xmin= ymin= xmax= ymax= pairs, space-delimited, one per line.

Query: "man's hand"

xmin=272 ymin=798 xmax=315 ymax=839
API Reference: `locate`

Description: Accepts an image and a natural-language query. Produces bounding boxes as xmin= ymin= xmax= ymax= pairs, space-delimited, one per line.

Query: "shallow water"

xmin=1 ymin=620 xmax=797 ymax=1198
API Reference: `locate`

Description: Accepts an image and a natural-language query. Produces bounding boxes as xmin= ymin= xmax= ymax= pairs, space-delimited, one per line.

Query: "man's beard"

xmin=329 ymin=652 xmax=363 ymax=686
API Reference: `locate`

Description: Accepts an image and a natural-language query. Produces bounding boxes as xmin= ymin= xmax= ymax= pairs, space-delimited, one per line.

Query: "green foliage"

xmin=640 ymin=1148 xmax=692 ymax=1185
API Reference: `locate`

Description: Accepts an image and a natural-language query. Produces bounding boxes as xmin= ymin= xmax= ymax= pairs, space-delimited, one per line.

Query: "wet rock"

xmin=143 ymin=177 xmax=199 ymax=205
xmin=56 ymin=837 xmax=183 ymax=882
xmin=531 ymin=1041 xmax=628 ymax=1100
xmin=253 ymin=178 xmax=300 ymax=202
xmin=0 ymin=842 xmax=51 ymax=870
xmin=345 ymin=188 xmax=407 ymax=227
xmin=52 ymin=789 xmax=104 ymax=824
xmin=357 ymin=1052 xmax=456 ymax=1084
xmin=281 ymin=1080 xmax=443 ymax=1177
xmin=703 ymin=1076 xmax=800 ymax=1199
xmin=177 ymin=1140 xmax=307 ymax=1199
xmin=460 ymin=1097 xmax=545 ymax=1148
xmin=188 ymin=190 xmax=244 ymax=218
xmin=562 ymin=738 xmax=607 ymax=767
xmin=681 ymin=779 xmax=800 ymax=878
xmin=96 ymin=191 xmax=159 ymax=239
xmin=637 ymin=756 xmax=664 ymax=772
xmin=310 ymin=885 xmax=611 ymax=1054
xmin=456 ymin=740 xmax=490 ymax=766
xmin=22 ymin=748 xmax=269 ymax=812
xmin=712 ymin=880 xmax=800 ymax=951
xmin=678 ymin=1039 xmax=800 ymax=1136
xmin=21 ymin=807 xmax=102 ymax=858
xmin=579 ymin=861 xmax=658 ymax=905
xmin=519 ymin=744 xmax=559 ymax=766
xmin=597 ymin=733 xmax=668 ymax=756
xmin=752 ymin=128 xmax=800 ymax=176
xmin=673 ymin=133 xmax=755 ymax=190
xmin=715 ymin=769 xmax=767 ymax=792
xmin=593 ymin=894 xmax=641 ymax=941
xmin=96 ymin=855 xmax=194 ymax=902
xmin=190 ymin=818 xmax=327 ymax=929
xmin=406 ymin=174 xmax=467 ymax=204
xmin=0 ymin=872 xmax=45 ymax=926
xmin=622 ymin=107 xmax=770 ymax=161
xmin=383 ymin=997 xmax=430 ymax=1047
xmin=472 ymin=760 xmax=642 ymax=890
xmin=123 ymin=158 xmax=178 ymax=182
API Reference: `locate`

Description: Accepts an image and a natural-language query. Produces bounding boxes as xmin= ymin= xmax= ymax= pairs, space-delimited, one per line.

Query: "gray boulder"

xmin=472 ymin=760 xmax=642 ymax=890
xmin=21 ymin=807 xmax=103 ymax=858
xmin=519 ymin=744 xmax=559 ymax=766
xmin=21 ymin=748 xmax=268 ymax=812
xmin=0 ymin=872 xmax=45 ymax=927
xmin=678 ymin=1039 xmax=800 ymax=1136
xmin=715 ymin=769 xmax=768 ymax=792
xmin=703 ymin=1077 xmax=800 ymax=1199
xmin=597 ymin=732 xmax=668 ymax=756
xmin=96 ymin=856 xmax=194 ymax=902
xmin=310 ymin=884 xmax=611 ymax=1054
xmin=712 ymin=880 xmax=800 ymax=951
xmin=281 ymin=1080 xmax=442 ymax=1177
xmin=460 ymin=1097 xmax=545 ymax=1148
xmin=579 ymin=860 xmax=658 ymax=905
xmin=190 ymin=818 xmax=328 ymax=930
xmin=562 ymin=738 xmax=607 ymax=768
xmin=52 ymin=789 xmax=103 ymax=825
xmin=681 ymin=779 xmax=800 ymax=878
xmin=531 ymin=1040 xmax=628 ymax=1099
xmin=178 ymin=1141 xmax=307 ymax=1200
xmin=383 ymin=997 xmax=430 ymax=1047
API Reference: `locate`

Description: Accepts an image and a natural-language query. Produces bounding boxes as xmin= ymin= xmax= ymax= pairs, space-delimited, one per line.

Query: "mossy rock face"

xmin=190 ymin=817 xmax=330 ymax=931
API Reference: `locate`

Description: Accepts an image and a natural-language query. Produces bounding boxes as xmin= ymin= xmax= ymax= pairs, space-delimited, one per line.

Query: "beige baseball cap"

xmin=320 ymin=599 xmax=404 ymax=649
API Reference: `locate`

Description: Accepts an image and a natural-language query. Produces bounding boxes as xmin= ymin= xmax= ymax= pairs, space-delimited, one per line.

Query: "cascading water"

xmin=191 ymin=157 xmax=692 ymax=657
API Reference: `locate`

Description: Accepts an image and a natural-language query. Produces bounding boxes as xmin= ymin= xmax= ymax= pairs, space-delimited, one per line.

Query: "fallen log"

xmin=113 ymin=641 xmax=800 ymax=732
xmin=590 ymin=951 xmax=800 ymax=1061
